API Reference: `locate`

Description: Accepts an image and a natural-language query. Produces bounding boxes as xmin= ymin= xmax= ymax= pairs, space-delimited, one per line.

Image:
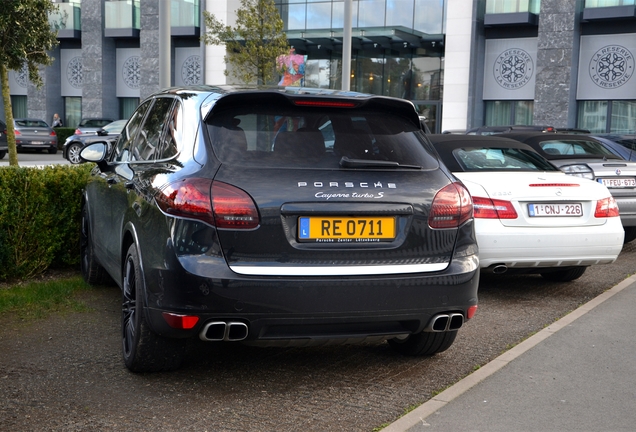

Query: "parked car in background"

xmin=466 ymin=125 xmax=590 ymax=135
xmin=74 ymin=117 xmax=115 ymax=135
xmin=467 ymin=125 xmax=558 ymax=135
xmin=78 ymin=85 xmax=480 ymax=372
xmin=0 ymin=119 xmax=7 ymax=159
xmin=592 ymin=134 xmax=636 ymax=162
xmin=63 ymin=119 xmax=127 ymax=164
xmin=428 ymin=134 xmax=624 ymax=281
xmin=501 ymin=132 xmax=636 ymax=243
xmin=12 ymin=118 xmax=57 ymax=154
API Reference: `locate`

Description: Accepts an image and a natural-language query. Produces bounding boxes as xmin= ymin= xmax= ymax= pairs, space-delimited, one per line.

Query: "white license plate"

xmin=598 ymin=178 xmax=636 ymax=188
xmin=528 ymin=203 xmax=583 ymax=217
xmin=31 ymin=141 xmax=45 ymax=145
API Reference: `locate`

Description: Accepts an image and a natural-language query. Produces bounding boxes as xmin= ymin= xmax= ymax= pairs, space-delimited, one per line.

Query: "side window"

xmin=131 ymin=97 xmax=175 ymax=162
xmin=157 ymin=101 xmax=182 ymax=160
xmin=113 ymin=100 xmax=152 ymax=163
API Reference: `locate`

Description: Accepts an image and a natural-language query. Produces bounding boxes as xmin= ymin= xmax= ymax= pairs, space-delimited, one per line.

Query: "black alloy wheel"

xmin=122 ymin=243 xmax=185 ymax=373
xmin=388 ymin=330 xmax=458 ymax=356
xmin=540 ymin=266 xmax=587 ymax=282
xmin=623 ymin=227 xmax=636 ymax=244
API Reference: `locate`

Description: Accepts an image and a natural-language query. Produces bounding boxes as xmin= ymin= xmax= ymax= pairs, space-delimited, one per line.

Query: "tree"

xmin=0 ymin=0 xmax=59 ymax=166
xmin=202 ymin=0 xmax=290 ymax=86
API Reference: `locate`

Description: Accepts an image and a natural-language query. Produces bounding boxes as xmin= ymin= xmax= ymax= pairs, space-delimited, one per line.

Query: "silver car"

xmin=74 ymin=118 xmax=116 ymax=135
xmin=501 ymin=132 xmax=636 ymax=243
xmin=13 ymin=118 xmax=58 ymax=154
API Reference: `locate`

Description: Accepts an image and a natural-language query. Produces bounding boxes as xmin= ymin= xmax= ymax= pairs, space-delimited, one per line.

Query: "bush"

xmin=53 ymin=127 xmax=76 ymax=149
xmin=0 ymin=164 xmax=93 ymax=281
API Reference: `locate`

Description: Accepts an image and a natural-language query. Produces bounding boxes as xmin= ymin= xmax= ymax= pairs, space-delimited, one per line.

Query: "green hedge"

xmin=53 ymin=127 xmax=76 ymax=149
xmin=0 ymin=164 xmax=93 ymax=281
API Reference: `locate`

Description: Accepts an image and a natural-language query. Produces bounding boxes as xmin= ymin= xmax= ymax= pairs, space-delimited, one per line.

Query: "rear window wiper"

xmin=339 ymin=156 xmax=421 ymax=169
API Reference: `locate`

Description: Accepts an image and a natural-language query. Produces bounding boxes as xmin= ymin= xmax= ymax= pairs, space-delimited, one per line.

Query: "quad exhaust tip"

xmin=200 ymin=321 xmax=249 ymax=341
xmin=425 ymin=313 xmax=464 ymax=332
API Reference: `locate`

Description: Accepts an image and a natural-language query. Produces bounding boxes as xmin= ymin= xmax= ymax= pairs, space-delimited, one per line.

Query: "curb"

xmin=381 ymin=272 xmax=636 ymax=432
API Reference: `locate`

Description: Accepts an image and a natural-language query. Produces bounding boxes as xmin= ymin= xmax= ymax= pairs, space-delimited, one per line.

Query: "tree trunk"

xmin=0 ymin=64 xmax=19 ymax=166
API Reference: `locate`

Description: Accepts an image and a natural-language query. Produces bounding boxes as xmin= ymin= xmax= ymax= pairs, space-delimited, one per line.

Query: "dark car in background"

xmin=75 ymin=117 xmax=116 ymax=135
xmin=78 ymin=86 xmax=480 ymax=372
xmin=466 ymin=125 xmax=591 ymax=135
xmin=12 ymin=118 xmax=57 ymax=154
xmin=592 ymin=134 xmax=636 ymax=162
xmin=0 ymin=119 xmax=7 ymax=159
xmin=63 ymin=119 xmax=127 ymax=164
xmin=501 ymin=132 xmax=636 ymax=243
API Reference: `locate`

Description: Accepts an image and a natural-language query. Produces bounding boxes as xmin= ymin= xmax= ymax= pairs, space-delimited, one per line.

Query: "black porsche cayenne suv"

xmin=79 ymin=86 xmax=479 ymax=372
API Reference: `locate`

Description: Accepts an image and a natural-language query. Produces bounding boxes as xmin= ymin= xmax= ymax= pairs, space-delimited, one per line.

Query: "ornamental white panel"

xmin=483 ymin=38 xmax=538 ymax=100
xmin=61 ymin=49 xmax=83 ymax=97
xmin=175 ymin=48 xmax=202 ymax=86
xmin=116 ymin=48 xmax=141 ymax=98
xmin=577 ymin=34 xmax=636 ymax=100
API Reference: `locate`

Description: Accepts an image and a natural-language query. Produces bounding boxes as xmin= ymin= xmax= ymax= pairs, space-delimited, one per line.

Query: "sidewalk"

xmin=383 ymin=274 xmax=636 ymax=431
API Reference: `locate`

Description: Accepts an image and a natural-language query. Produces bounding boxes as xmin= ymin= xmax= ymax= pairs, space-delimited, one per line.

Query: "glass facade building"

xmin=2 ymin=0 xmax=636 ymax=135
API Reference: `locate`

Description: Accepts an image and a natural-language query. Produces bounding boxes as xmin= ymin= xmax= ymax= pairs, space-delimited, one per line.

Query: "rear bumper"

xmin=16 ymin=143 xmax=56 ymax=150
xmin=143 ymin=254 xmax=480 ymax=342
xmin=476 ymin=219 xmax=624 ymax=268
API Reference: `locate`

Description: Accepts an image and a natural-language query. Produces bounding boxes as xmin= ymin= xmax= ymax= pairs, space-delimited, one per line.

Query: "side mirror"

xmin=80 ymin=142 xmax=108 ymax=163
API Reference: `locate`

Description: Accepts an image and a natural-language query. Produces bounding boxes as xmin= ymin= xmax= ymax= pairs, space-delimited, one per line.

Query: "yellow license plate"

xmin=298 ymin=216 xmax=396 ymax=242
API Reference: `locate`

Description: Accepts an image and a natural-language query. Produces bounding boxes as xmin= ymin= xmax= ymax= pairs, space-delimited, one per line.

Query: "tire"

xmin=66 ymin=143 xmax=83 ymax=164
xmin=388 ymin=330 xmax=458 ymax=356
xmin=122 ymin=243 xmax=185 ymax=373
xmin=48 ymin=147 xmax=57 ymax=154
xmin=540 ymin=266 xmax=587 ymax=282
xmin=0 ymin=150 xmax=5 ymax=159
xmin=80 ymin=204 xmax=112 ymax=286
xmin=623 ymin=227 xmax=636 ymax=244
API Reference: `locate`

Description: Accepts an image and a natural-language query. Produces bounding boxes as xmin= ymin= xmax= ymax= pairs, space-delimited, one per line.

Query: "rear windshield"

xmin=538 ymin=139 xmax=616 ymax=157
xmin=451 ymin=147 xmax=559 ymax=172
xmin=80 ymin=119 xmax=113 ymax=127
xmin=15 ymin=120 xmax=48 ymax=128
xmin=205 ymin=106 xmax=438 ymax=169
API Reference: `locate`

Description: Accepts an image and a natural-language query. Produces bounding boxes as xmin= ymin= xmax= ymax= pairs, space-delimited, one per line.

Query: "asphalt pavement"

xmin=383 ymin=273 xmax=636 ymax=431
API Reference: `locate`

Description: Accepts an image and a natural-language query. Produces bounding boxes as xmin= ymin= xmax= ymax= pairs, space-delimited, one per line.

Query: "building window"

xmin=578 ymin=100 xmax=636 ymax=133
xmin=485 ymin=0 xmax=541 ymax=14
xmin=65 ymin=97 xmax=82 ymax=129
xmin=10 ymin=96 xmax=28 ymax=118
xmin=105 ymin=0 xmax=140 ymax=30
xmin=584 ymin=0 xmax=635 ymax=7
xmin=120 ymin=97 xmax=140 ymax=121
xmin=485 ymin=100 xmax=533 ymax=125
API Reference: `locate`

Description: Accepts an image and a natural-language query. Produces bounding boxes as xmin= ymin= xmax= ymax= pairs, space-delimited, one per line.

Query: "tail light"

xmin=162 ymin=312 xmax=199 ymax=329
xmin=211 ymin=181 xmax=260 ymax=229
xmin=155 ymin=178 xmax=260 ymax=229
xmin=472 ymin=196 xmax=518 ymax=219
xmin=50 ymin=130 xmax=57 ymax=136
xmin=429 ymin=182 xmax=473 ymax=229
xmin=14 ymin=130 xmax=21 ymax=135
xmin=595 ymin=196 xmax=620 ymax=218
xmin=74 ymin=129 xmax=82 ymax=135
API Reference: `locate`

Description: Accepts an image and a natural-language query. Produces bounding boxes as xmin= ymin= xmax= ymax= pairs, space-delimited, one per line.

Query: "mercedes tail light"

xmin=595 ymin=196 xmax=620 ymax=218
xmin=155 ymin=179 xmax=259 ymax=229
xmin=429 ymin=182 xmax=473 ymax=229
xmin=472 ymin=196 xmax=518 ymax=219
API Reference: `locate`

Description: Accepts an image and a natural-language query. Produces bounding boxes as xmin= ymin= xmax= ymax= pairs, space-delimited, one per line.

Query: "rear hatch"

xmin=14 ymin=119 xmax=54 ymax=143
xmin=552 ymin=158 xmax=636 ymax=199
xmin=456 ymin=171 xmax=611 ymax=228
xmin=203 ymin=92 xmax=469 ymax=275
